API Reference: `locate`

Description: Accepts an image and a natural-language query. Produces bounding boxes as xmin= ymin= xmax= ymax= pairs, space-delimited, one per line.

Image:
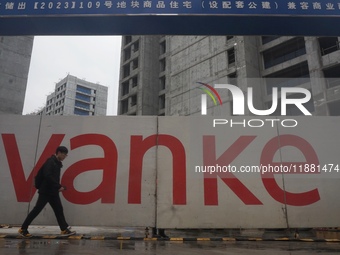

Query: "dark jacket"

xmin=38 ymin=155 xmax=63 ymax=195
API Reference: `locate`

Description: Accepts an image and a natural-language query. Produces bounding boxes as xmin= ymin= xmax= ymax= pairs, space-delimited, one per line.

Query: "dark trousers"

xmin=21 ymin=193 xmax=68 ymax=231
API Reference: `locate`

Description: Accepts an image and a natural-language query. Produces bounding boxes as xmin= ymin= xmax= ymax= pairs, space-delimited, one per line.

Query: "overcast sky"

xmin=23 ymin=36 xmax=122 ymax=115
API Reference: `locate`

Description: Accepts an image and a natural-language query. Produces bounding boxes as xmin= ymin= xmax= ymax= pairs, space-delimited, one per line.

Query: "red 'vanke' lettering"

xmin=261 ymin=135 xmax=320 ymax=206
xmin=2 ymin=134 xmax=65 ymax=202
xmin=61 ymin=134 xmax=118 ymax=204
xmin=128 ymin=135 xmax=186 ymax=205
xmin=203 ymin=135 xmax=262 ymax=205
xmin=2 ymin=132 xmax=321 ymax=207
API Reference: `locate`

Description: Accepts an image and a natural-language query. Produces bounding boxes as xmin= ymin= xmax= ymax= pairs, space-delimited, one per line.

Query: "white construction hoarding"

xmin=0 ymin=115 xmax=339 ymax=228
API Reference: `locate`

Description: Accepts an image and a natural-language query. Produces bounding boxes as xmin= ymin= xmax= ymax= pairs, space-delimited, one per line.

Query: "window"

xmin=131 ymin=95 xmax=137 ymax=106
xmin=160 ymin=58 xmax=166 ymax=72
xmin=226 ymin=36 xmax=234 ymax=41
xmin=125 ymin=36 xmax=132 ymax=45
xmin=122 ymin=81 xmax=129 ymax=96
xmin=123 ymin=64 xmax=130 ymax=78
xmin=324 ymin=65 xmax=340 ymax=89
xmin=76 ymin=85 xmax=91 ymax=94
xmin=74 ymin=108 xmax=90 ymax=116
xmin=160 ymin=76 xmax=166 ymax=90
xmin=132 ymin=58 xmax=139 ymax=69
xmin=121 ymin=99 xmax=128 ymax=114
xmin=318 ymin=37 xmax=339 ymax=56
xmin=265 ymin=62 xmax=310 ymax=95
xmin=227 ymin=48 xmax=235 ymax=65
xmin=75 ymin=100 xmax=90 ymax=110
xmin=159 ymin=94 xmax=165 ymax=109
xmin=160 ymin=41 xmax=166 ymax=54
xmin=76 ymin=93 xmax=91 ymax=102
xmin=132 ymin=76 xmax=138 ymax=87
xmin=263 ymin=37 xmax=306 ymax=69
xmin=132 ymin=41 xmax=139 ymax=52
xmin=124 ymin=48 xmax=131 ymax=61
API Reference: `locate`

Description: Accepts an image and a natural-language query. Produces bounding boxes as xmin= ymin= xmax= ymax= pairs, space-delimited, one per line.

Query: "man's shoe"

xmin=60 ymin=227 xmax=76 ymax=237
xmin=159 ymin=229 xmax=169 ymax=238
xmin=18 ymin=228 xmax=32 ymax=238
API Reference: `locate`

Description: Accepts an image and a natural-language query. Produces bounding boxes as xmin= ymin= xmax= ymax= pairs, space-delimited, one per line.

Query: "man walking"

xmin=18 ymin=146 xmax=76 ymax=238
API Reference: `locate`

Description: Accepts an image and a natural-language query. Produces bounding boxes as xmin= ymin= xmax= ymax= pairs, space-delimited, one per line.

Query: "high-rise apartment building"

xmin=0 ymin=36 xmax=34 ymax=114
xmin=44 ymin=74 xmax=108 ymax=116
xmin=118 ymin=35 xmax=162 ymax=116
xmin=118 ymin=36 xmax=340 ymax=116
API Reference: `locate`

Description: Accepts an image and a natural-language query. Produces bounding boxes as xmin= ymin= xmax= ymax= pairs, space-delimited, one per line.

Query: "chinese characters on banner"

xmin=0 ymin=0 xmax=339 ymax=16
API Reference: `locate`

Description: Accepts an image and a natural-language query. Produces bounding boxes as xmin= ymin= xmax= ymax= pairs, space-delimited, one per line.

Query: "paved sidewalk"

xmin=0 ymin=225 xmax=145 ymax=238
xmin=1 ymin=225 xmax=340 ymax=242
